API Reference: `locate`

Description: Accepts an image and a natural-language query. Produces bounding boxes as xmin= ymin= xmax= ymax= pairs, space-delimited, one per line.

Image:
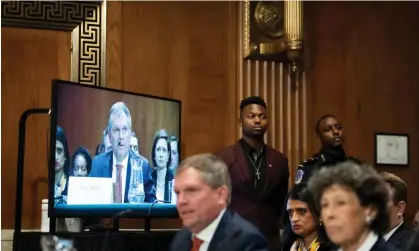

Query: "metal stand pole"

xmin=13 ymin=108 xmax=51 ymax=251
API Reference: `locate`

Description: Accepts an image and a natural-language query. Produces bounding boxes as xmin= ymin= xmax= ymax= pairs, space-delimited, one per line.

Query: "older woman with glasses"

xmin=307 ymin=161 xmax=394 ymax=251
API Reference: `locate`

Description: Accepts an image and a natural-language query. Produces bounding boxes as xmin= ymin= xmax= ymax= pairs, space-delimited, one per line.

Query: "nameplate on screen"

xmin=67 ymin=177 xmax=113 ymax=205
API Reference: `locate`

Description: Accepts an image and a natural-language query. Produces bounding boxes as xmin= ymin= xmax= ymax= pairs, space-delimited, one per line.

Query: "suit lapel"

xmin=124 ymin=152 xmax=131 ymax=203
xmin=370 ymin=237 xmax=387 ymax=251
xmin=206 ymin=210 xmax=230 ymax=251
xmin=388 ymin=222 xmax=406 ymax=248
xmin=174 ymin=228 xmax=193 ymax=251
xmin=234 ymin=143 xmax=252 ymax=181
xmin=262 ymin=147 xmax=275 ymax=197
xmin=107 ymin=152 xmax=113 ymax=177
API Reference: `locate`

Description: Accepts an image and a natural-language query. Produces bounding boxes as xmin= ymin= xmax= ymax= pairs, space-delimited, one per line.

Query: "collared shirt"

xmin=156 ymin=168 xmax=167 ymax=201
xmin=383 ymin=221 xmax=403 ymax=241
xmin=112 ymin=153 xmax=129 ymax=203
xmin=337 ymin=231 xmax=378 ymax=251
xmin=193 ymin=208 xmax=226 ymax=251
xmin=239 ymin=138 xmax=267 ymax=191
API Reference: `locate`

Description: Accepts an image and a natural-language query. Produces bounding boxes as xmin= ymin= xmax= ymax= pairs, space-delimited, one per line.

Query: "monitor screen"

xmin=49 ymin=80 xmax=181 ymax=218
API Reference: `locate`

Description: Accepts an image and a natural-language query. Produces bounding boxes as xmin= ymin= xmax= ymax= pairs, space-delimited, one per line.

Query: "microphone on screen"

xmin=147 ymin=200 xmax=170 ymax=217
xmin=145 ymin=200 xmax=171 ymax=232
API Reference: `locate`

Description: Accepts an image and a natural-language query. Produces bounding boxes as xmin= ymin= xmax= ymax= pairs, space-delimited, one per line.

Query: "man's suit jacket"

xmin=387 ymin=222 xmax=412 ymax=250
xmin=169 ymin=209 xmax=268 ymax=251
xmin=89 ymin=150 xmax=156 ymax=203
xmin=332 ymin=237 xmax=401 ymax=251
xmin=215 ymin=142 xmax=289 ymax=234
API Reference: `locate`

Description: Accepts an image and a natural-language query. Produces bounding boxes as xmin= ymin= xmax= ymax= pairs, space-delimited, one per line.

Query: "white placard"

xmin=67 ymin=177 xmax=113 ymax=205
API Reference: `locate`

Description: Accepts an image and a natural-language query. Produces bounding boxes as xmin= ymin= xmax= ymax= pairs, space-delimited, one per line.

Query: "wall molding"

xmin=1 ymin=1 xmax=106 ymax=86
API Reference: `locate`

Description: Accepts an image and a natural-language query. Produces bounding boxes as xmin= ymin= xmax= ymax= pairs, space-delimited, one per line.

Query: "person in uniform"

xmin=295 ymin=114 xmax=362 ymax=184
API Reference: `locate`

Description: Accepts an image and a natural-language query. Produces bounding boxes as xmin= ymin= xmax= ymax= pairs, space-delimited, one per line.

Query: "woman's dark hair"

xmin=95 ymin=143 xmax=105 ymax=156
xmin=151 ymin=129 xmax=171 ymax=169
xmin=55 ymin=126 xmax=70 ymax=176
xmin=281 ymin=183 xmax=333 ymax=251
xmin=307 ymin=161 xmax=390 ymax=235
xmin=72 ymin=146 xmax=92 ymax=175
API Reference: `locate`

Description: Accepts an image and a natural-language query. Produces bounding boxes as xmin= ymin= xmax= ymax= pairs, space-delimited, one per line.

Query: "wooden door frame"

xmin=1 ymin=1 xmax=107 ymax=87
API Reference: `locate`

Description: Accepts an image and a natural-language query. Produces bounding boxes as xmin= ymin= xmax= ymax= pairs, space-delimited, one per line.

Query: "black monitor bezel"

xmin=48 ymin=79 xmax=181 ymax=218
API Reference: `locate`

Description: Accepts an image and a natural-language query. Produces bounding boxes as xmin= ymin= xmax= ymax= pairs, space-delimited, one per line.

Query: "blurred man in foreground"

xmin=171 ymin=153 xmax=268 ymax=251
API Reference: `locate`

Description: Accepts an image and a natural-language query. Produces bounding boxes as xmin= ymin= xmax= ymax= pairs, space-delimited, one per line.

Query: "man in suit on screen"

xmin=170 ymin=153 xmax=268 ymax=251
xmin=89 ymin=102 xmax=156 ymax=203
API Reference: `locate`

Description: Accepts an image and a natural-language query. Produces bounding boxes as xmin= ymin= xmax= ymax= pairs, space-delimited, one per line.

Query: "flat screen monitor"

xmin=49 ymin=80 xmax=181 ymax=218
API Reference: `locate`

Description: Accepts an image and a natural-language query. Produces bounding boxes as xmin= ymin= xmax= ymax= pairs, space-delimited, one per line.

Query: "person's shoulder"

xmin=372 ymin=237 xmax=402 ymax=251
xmin=214 ymin=143 xmax=238 ymax=164
xmin=266 ymin=145 xmax=288 ymax=160
xmin=169 ymin=227 xmax=191 ymax=251
xmin=92 ymin=151 xmax=111 ymax=164
xmin=297 ymin=155 xmax=322 ymax=169
xmin=347 ymin=155 xmax=364 ymax=164
xmin=295 ymin=156 xmax=322 ymax=184
xmin=215 ymin=144 xmax=237 ymax=156
xmin=230 ymin=211 xmax=265 ymax=237
xmin=228 ymin=212 xmax=268 ymax=249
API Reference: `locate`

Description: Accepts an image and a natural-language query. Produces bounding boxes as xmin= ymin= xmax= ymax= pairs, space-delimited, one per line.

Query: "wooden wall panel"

xmin=305 ymin=1 xmax=419 ymax=223
xmin=237 ymin=2 xmax=309 ymax=184
xmin=1 ymin=27 xmax=71 ymax=229
xmin=106 ymin=1 xmax=238 ymax=229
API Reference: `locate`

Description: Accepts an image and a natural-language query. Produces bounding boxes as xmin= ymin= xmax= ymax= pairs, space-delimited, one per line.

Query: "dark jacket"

xmin=170 ymin=209 xmax=268 ymax=251
xmin=331 ymin=236 xmax=400 ymax=251
xmin=295 ymin=146 xmax=362 ymax=184
xmin=215 ymin=142 xmax=289 ymax=234
xmin=151 ymin=168 xmax=174 ymax=202
xmin=387 ymin=222 xmax=413 ymax=250
xmin=216 ymin=142 xmax=289 ymax=251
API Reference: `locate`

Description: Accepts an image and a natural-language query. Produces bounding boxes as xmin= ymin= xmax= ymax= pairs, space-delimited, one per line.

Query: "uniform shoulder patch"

xmin=295 ymin=169 xmax=304 ymax=184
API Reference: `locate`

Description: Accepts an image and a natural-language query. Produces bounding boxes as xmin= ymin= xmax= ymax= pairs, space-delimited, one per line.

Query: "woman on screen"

xmin=71 ymin=147 xmax=92 ymax=177
xmin=151 ymin=129 xmax=173 ymax=202
xmin=55 ymin=126 xmax=70 ymax=202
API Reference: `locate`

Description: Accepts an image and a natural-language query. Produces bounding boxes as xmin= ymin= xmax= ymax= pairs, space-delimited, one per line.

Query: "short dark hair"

xmin=239 ymin=96 xmax=266 ymax=112
xmin=307 ymin=161 xmax=390 ymax=235
xmin=379 ymin=172 xmax=407 ymax=204
xmin=72 ymin=147 xmax=92 ymax=175
xmin=151 ymin=129 xmax=171 ymax=169
xmin=315 ymin=114 xmax=336 ymax=135
xmin=95 ymin=143 xmax=104 ymax=156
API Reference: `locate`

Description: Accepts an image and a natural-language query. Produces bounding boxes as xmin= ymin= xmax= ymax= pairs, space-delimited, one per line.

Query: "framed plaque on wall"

xmin=375 ymin=133 xmax=409 ymax=166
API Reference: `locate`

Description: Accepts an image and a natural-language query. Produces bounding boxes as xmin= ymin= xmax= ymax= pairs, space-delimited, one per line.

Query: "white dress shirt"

xmin=112 ymin=154 xmax=129 ymax=203
xmin=383 ymin=221 xmax=403 ymax=241
xmin=156 ymin=168 xmax=167 ymax=201
xmin=193 ymin=208 xmax=226 ymax=251
xmin=337 ymin=231 xmax=378 ymax=251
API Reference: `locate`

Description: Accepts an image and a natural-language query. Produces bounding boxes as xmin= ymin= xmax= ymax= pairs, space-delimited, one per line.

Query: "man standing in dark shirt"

xmin=216 ymin=96 xmax=289 ymax=251
xmin=295 ymin=114 xmax=362 ymax=184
